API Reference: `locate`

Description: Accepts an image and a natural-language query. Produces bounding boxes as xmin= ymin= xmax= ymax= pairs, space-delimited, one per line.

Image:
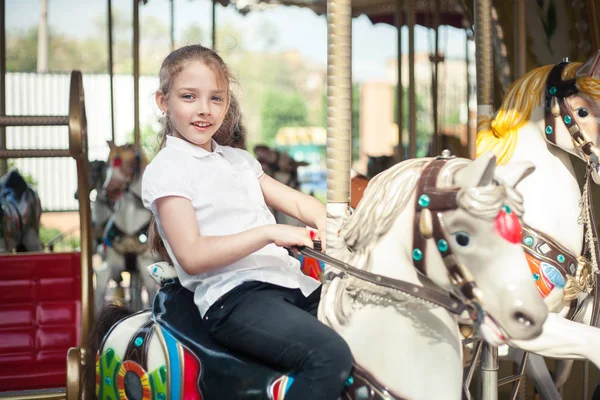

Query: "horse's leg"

xmin=94 ymin=261 xmax=111 ymax=312
xmin=524 ymin=352 xmax=562 ymax=400
xmin=21 ymin=228 xmax=42 ymax=252
xmin=510 ymin=313 xmax=600 ymax=369
xmin=553 ymin=359 xmax=574 ymax=390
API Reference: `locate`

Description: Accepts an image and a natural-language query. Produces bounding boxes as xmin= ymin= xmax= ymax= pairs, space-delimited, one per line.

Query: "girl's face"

xmin=157 ymin=60 xmax=228 ymax=151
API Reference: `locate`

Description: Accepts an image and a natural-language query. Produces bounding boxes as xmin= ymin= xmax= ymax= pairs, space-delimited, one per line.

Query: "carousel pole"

xmin=0 ymin=0 xmax=6 ymax=175
xmin=474 ymin=0 xmax=496 ymax=397
xmin=466 ymin=28 xmax=474 ymax=159
xmin=212 ymin=0 xmax=217 ymax=50
xmin=170 ymin=0 xmax=175 ymax=51
xmin=395 ymin=0 xmax=403 ymax=160
xmin=514 ymin=0 xmax=526 ymax=79
xmin=407 ymin=0 xmax=416 ymax=158
xmin=326 ymin=0 xmax=352 ymax=244
xmin=432 ymin=0 xmax=441 ymax=156
xmin=133 ymin=0 xmax=140 ymax=147
xmin=108 ymin=0 xmax=116 ymax=142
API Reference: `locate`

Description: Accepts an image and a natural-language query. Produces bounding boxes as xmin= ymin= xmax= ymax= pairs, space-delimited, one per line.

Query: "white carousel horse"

xmin=0 ymin=168 xmax=42 ymax=253
xmin=93 ymin=142 xmax=160 ymax=311
xmin=85 ymin=152 xmax=548 ymax=400
xmin=477 ymin=51 xmax=600 ymax=398
xmin=317 ymin=152 xmax=548 ymax=400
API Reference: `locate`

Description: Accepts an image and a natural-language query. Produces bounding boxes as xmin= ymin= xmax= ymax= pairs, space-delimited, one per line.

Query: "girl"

xmin=141 ymin=44 xmax=353 ymax=400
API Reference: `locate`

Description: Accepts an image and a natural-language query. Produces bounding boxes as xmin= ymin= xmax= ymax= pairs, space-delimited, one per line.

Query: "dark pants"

xmin=203 ymin=281 xmax=353 ymax=400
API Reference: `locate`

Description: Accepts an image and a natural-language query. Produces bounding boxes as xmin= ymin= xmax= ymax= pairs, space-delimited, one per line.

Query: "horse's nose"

xmin=513 ymin=311 xmax=534 ymax=328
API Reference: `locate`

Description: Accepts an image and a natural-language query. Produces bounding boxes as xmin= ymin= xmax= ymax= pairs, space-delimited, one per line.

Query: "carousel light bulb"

xmin=139 ymin=233 xmax=148 ymax=244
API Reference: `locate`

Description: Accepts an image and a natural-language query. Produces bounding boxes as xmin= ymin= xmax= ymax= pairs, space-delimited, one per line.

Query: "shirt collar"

xmin=165 ymin=135 xmax=224 ymax=158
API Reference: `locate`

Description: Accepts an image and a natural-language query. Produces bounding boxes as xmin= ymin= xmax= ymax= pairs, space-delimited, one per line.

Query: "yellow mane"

xmin=476 ymin=62 xmax=600 ymax=164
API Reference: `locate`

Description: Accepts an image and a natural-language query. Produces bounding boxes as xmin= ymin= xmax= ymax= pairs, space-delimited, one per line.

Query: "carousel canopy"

xmin=197 ymin=0 xmax=468 ymax=30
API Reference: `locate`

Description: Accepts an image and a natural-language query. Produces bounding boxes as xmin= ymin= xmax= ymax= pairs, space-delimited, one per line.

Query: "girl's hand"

xmin=267 ymin=225 xmax=314 ymax=249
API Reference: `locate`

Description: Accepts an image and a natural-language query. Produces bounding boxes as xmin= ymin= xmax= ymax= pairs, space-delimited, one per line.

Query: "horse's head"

xmin=103 ymin=141 xmax=147 ymax=201
xmin=338 ymin=152 xmax=547 ymax=345
xmin=254 ymin=145 xmax=308 ymax=189
xmin=477 ymin=51 xmax=600 ymax=174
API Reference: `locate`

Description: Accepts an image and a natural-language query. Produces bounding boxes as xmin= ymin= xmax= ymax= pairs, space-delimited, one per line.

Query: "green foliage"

xmin=39 ymin=224 xmax=80 ymax=251
xmin=128 ymin=124 xmax=161 ymax=160
xmin=261 ymin=90 xmax=308 ymax=145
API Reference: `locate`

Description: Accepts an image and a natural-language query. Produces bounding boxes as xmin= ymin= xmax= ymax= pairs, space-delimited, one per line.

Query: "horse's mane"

xmin=331 ymin=157 xmax=475 ymax=270
xmin=476 ymin=62 xmax=600 ymax=164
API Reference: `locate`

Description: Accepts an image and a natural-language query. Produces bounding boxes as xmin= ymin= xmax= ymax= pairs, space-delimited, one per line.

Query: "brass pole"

xmin=395 ymin=0 xmax=403 ymax=160
xmin=133 ymin=0 xmax=140 ymax=147
xmin=326 ymin=0 xmax=352 ymax=204
xmin=212 ymin=0 xmax=217 ymax=50
xmin=0 ymin=0 xmax=6 ymax=174
xmin=474 ymin=0 xmax=494 ymax=120
xmin=170 ymin=0 xmax=175 ymax=51
xmin=466 ymin=29 xmax=475 ymax=159
xmin=589 ymin=0 xmax=600 ymax=51
xmin=108 ymin=0 xmax=116 ymax=142
xmin=407 ymin=0 xmax=416 ymax=158
xmin=432 ymin=0 xmax=441 ymax=155
xmin=514 ymin=0 xmax=526 ymax=79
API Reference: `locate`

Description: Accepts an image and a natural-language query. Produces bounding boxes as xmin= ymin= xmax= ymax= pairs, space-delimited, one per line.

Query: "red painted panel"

xmin=0 ymin=328 xmax=35 ymax=353
xmin=0 ymin=305 xmax=35 ymax=327
xmin=0 ymin=252 xmax=81 ymax=392
xmin=37 ymin=302 xmax=77 ymax=325
xmin=0 ymin=280 xmax=36 ymax=302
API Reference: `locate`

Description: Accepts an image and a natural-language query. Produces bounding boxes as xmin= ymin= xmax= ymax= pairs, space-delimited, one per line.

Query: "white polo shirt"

xmin=142 ymin=136 xmax=320 ymax=316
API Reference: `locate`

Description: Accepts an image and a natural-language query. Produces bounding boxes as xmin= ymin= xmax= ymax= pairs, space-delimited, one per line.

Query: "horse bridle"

xmin=412 ymin=157 xmax=483 ymax=308
xmin=544 ymin=56 xmax=600 ymax=165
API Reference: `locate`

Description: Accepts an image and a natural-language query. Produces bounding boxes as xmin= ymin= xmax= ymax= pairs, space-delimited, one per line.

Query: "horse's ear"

xmin=297 ymin=161 xmax=309 ymax=167
xmin=107 ymin=140 xmax=116 ymax=150
xmin=454 ymin=152 xmax=497 ymax=187
xmin=496 ymin=161 xmax=535 ymax=188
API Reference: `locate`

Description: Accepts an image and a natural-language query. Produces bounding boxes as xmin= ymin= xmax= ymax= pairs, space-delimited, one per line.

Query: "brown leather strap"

xmin=300 ymin=246 xmax=467 ymax=315
xmin=413 ymin=159 xmax=458 ymax=275
xmin=342 ymin=363 xmax=407 ymax=400
xmin=521 ymin=225 xmax=577 ymax=279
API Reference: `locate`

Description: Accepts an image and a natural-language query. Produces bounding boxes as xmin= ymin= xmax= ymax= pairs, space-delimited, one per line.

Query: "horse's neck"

xmin=508 ymin=108 xmax=583 ymax=256
xmin=113 ymin=177 xmax=150 ymax=234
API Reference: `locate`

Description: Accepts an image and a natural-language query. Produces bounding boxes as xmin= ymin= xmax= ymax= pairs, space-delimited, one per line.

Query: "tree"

xmin=261 ymin=90 xmax=308 ymax=145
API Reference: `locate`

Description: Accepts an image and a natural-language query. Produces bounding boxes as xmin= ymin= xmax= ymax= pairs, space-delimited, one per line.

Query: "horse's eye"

xmin=454 ymin=232 xmax=471 ymax=247
xmin=577 ymin=108 xmax=589 ymax=118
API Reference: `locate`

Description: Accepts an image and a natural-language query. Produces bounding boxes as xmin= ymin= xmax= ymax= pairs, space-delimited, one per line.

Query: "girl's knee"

xmin=322 ymin=335 xmax=353 ymax=374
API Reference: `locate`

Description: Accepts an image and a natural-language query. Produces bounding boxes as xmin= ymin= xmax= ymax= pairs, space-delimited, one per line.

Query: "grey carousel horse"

xmin=93 ymin=142 xmax=159 ymax=312
xmin=0 ymin=168 xmax=42 ymax=253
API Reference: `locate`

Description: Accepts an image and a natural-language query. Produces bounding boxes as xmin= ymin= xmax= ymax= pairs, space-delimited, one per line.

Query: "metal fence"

xmin=5 ymin=72 xmax=160 ymax=211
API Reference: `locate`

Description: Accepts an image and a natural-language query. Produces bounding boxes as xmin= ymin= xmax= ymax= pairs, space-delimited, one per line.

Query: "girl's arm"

xmin=156 ymin=196 xmax=313 ymax=275
xmin=259 ymin=173 xmax=326 ymax=242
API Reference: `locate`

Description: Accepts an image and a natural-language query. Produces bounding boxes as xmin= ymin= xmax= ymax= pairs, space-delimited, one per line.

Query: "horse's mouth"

xmin=478 ymin=313 xmax=508 ymax=346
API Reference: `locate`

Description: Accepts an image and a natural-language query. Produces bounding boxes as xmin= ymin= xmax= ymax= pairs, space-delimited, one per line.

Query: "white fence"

xmin=5 ymin=72 xmax=160 ymax=211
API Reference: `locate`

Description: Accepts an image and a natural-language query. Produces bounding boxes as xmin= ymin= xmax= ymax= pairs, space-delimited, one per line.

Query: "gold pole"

xmin=133 ymin=0 xmax=140 ymax=147
xmin=514 ymin=0 xmax=526 ymax=79
xmin=170 ymin=0 xmax=175 ymax=51
xmin=432 ymin=0 xmax=441 ymax=155
xmin=395 ymin=0 xmax=404 ymax=160
xmin=407 ymin=0 xmax=416 ymax=158
xmin=326 ymin=0 xmax=352 ymax=204
xmin=0 ymin=0 xmax=6 ymax=174
xmin=108 ymin=0 xmax=116 ymax=142
xmin=212 ymin=0 xmax=217 ymax=51
xmin=466 ymin=29 xmax=475 ymax=159
xmin=474 ymin=0 xmax=494 ymax=120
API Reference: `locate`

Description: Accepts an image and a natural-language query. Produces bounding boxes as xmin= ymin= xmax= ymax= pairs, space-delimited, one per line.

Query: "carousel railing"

xmin=0 ymin=70 xmax=92 ymax=400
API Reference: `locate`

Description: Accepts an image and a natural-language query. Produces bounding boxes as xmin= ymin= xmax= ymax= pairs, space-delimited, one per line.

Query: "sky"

xmin=6 ymin=0 xmax=469 ymax=82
